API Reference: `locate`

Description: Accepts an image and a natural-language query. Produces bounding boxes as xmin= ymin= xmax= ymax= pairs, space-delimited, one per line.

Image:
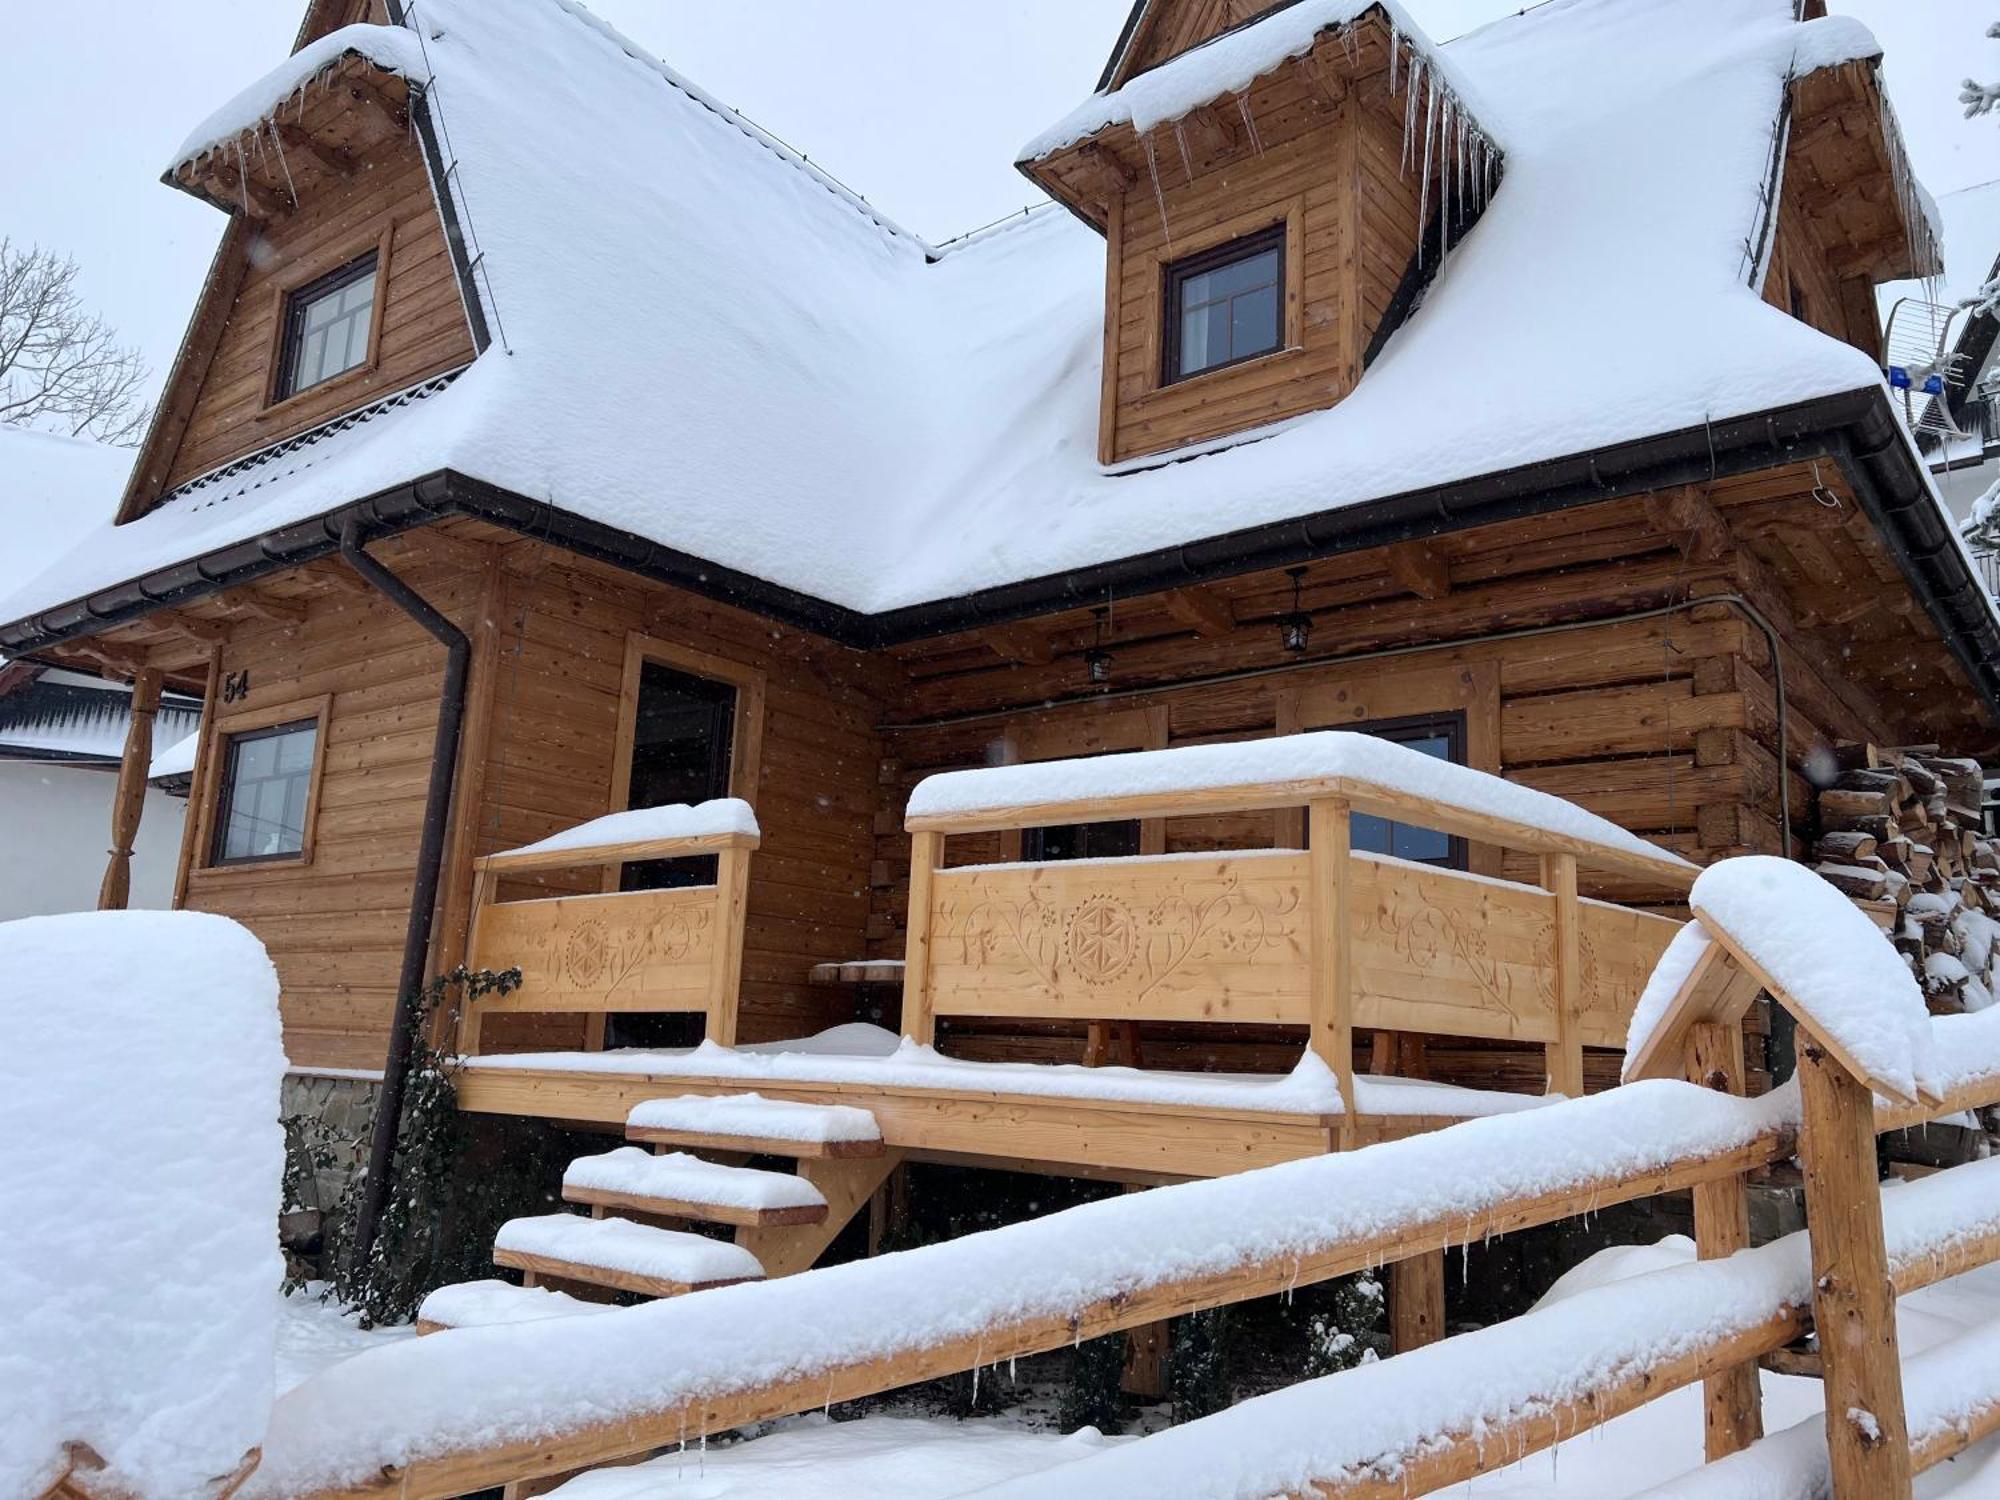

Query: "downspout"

xmin=339 ymin=517 xmax=471 ymax=1269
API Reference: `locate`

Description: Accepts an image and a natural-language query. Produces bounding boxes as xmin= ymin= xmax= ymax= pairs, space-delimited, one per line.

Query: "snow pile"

xmin=168 ymin=23 xmax=432 ymax=173
xmin=1621 ymin=921 xmax=1715 ymax=1075
xmin=907 ymin=731 xmax=1695 ymax=875
xmin=494 ymin=1214 xmax=764 ymax=1286
xmin=1690 ymin=856 xmax=1938 ymax=1102
xmin=0 ymin=0 xmax=1950 ymax=643
xmin=1022 ymin=0 xmax=1495 ymax=159
xmin=244 ymin=1078 xmax=1799 ymax=1496
xmin=564 ymin=1147 xmax=827 ymax=1211
xmin=967 ymin=1159 xmax=2000 ymax=1499
xmin=493 ymin=799 xmax=759 ymax=861
xmin=626 ymin=1092 xmax=882 ymax=1144
xmin=147 ymin=726 xmax=201 ymax=781
xmin=0 ymin=910 xmax=285 ymax=1499
xmin=469 ymin=1029 xmax=1548 ymax=1118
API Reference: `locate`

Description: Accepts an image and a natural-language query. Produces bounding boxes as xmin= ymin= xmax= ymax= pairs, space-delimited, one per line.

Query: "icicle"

xmin=1416 ymin=80 xmax=1436 ymax=268
xmin=1400 ymin=58 xmax=1424 ymax=176
xmin=1387 ymin=24 xmax=1400 ymax=96
xmin=1172 ymin=119 xmax=1194 ymax=184
xmin=1436 ymin=96 xmax=1452 ymax=266
xmin=1236 ymin=94 xmax=1264 ymax=155
xmin=267 ymin=121 xmax=299 ymax=209
xmin=1139 ymin=132 xmax=1172 ymax=251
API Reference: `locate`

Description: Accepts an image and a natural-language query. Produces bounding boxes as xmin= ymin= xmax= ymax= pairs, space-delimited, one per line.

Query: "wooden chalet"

xmin=4 ymin=0 xmax=1998 ymax=1393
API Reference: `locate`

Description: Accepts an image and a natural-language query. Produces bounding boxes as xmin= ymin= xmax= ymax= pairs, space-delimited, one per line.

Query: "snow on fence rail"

xmin=251 ymin=1022 xmax=2000 ymax=1497
xmin=901 ymin=731 xmax=1696 ymax=1113
xmin=458 ymin=801 xmax=759 ymax=1052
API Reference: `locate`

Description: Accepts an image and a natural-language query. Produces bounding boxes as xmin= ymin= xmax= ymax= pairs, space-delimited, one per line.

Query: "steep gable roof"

xmin=0 ymin=0 xmax=1965 ymax=648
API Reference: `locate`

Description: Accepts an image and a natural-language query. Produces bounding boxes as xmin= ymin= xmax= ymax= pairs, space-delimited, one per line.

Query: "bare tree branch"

xmin=0 ymin=239 xmax=153 ymax=446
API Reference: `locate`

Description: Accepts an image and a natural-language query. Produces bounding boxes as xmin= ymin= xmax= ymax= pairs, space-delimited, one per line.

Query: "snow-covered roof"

xmin=0 ymin=674 xmax=200 ymax=763
xmin=0 ymin=0 xmax=1928 ymax=635
xmin=0 ymin=426 xmax=135 ymax=608
xmin=1882 ymin=178 xmax=2000 ymax=318
xmin=169 ymin=22 xmax=432 ymax=176
xmin=148 ymin=726 xmax=202 ymax=781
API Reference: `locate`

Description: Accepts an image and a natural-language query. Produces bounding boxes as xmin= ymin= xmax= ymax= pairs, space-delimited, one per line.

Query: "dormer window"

xmin=1163 ymin=225 xmax=1284 ymax=383
xmin=278 ymin=251 xmax=379 ymax=400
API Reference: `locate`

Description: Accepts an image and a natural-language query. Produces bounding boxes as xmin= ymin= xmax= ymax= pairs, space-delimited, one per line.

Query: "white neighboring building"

xmin=0 ymin=427 xmax=199 ymax=918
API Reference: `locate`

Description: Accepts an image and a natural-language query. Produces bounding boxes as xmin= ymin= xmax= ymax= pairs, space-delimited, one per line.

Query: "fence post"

xmin=1797 ymin=1036 xmax=1913 ymax=1499
xmin=1307 ymin=799 xmax=1357 ymax=1144
xmin=1389 ymin=1249 xmax=1445 ymax=1354
xmin=458 ymin=864 xmax=492 ymax=1056
xmin=1540 ymin=852 xmax=1585 ymax=1098
xmin=708 ymin=841 xmax=751 ymax=1048
xmin=1684 ymin=1018 xmax=1763 ymax=1459
xmin=901 ymin=830 xmax=943 ymax=1048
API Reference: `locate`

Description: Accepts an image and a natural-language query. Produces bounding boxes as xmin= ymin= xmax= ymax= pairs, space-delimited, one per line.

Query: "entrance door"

xmin=620 ymin=658 xmax=738 ymax=892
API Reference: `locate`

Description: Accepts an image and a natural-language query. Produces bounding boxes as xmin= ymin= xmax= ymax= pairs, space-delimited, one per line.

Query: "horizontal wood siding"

xmin=161 ymin=127 xmax=473 ymax=491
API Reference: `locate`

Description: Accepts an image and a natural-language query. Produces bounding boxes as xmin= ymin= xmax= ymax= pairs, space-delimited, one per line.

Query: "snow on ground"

xmin=546 ymin=1415 xmax=1118 ymax=1499
xmin=277 ymin=1285 xmax=415 ymax=1396
xmin=0 ymin=910 xmax=285 ymax=1499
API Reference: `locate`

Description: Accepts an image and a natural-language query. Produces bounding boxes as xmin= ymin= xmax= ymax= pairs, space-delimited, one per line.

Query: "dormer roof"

xmin=0 ymin=0 xmax=1973 ymax=656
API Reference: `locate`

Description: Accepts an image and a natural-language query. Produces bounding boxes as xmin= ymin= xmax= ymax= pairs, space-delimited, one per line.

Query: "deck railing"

xmin=459 ymin=810 xmax=757 ymax=1054
xmin=900 ymin=733 xmax=1698 ymax=1113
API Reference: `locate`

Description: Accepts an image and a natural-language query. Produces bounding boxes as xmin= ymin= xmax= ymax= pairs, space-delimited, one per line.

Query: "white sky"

xmin=1 ymin=0 xmax=1994 ymax=402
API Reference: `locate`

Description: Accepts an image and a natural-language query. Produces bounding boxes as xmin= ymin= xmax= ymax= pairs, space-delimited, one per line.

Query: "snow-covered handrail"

xmin=460 ymin=801 xmax=759 ymax=1052
xmin=905 ymin=732 xmax=1696 ymax=888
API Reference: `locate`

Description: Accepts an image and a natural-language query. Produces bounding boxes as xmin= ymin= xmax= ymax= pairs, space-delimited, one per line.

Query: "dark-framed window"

xmin=277 ymin=252 xmax=379 ymax=400
xmin=1301 ymin=711 xmax=1468 ymax=869
xmin=211 ymin=718 xmax=320 ymax=865
xmin=1162 ymin=224 xmax=1285 ymax=383
xmin=619 ymin=659 xmax=737 ymax=894
xmin=1024 ymin=819 xmax=1142 ymax=862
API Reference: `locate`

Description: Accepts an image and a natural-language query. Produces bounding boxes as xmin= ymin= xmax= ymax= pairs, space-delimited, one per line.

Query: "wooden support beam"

xmin=148 ymin=612 xmax=230 ymax=648
xmin=223 ymin=591 xmax=309 ymax=627
xmin=735 ymin=1151 xmax=904 ymax=1279
xmin=1185 ymin=105 xmax=1237 ymax=155
xmin=982 ymin=623 xmax=1056 ymax=667
xmin=706 ymin=844 xmax=750 ymax=1048
xmin=1160 ymin=585 xmax=1234 ymax=638
xmin=1385 ymin=541 xmax=1450 ymax=600
xmin=1540 ymin=852 xmax=1584 ymax=1098
xmin=1796 ymin=1037 xmax=1914 ymax=1500
xmin=1685 ymin=1018 xmax=1764 ymax=1461
xmin=1643 ymin=484 xmax=1731 ymax=561
xmin=344 ymin=74 xmax=410 ymax=129
xmin=275 ymin=120 xmax=357 ymax=180
xmin=198 ymin=160 xmax=289 ymax=220
xmin=1076 ymin=141 xmax=1135 ymax=197
xmin=1308 ymin=798 xmax=1357 ymax=1140
xmin=1389 ymin=1249 xmax=1445 ymax=1354
xmin=900 ymin=830 xmax=942 ymax=1046
xmin=98 ymin=667 xmax=162 ymax=911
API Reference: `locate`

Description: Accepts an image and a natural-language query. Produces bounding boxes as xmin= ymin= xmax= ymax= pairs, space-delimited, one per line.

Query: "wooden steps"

xmin=492 ymin=1213 xmax=764 ymax=1299
xmin=562 ymin=1146 xmax=828 ymax=1228
xmin=624 ymin=1091 xmax=884 ymax=1158
xmin=415 ymin=1278 xmax=617 ymax=1336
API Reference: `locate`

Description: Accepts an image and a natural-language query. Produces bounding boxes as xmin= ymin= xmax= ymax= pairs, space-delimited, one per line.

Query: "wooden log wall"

xmin=867 ymin=483 xmax=1906 ymax=1096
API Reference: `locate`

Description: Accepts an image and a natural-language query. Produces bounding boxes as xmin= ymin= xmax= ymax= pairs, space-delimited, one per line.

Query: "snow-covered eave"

xmin=1018 ymin=0 xmax=1500 ymax=166
xmin=166 ymin=23 xmax=432 ymax=181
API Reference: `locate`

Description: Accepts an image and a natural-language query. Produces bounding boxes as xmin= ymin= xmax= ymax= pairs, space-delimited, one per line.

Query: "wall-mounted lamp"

xmin=1278 ymin=567 xmax=1312 ymax=654
xmin=1085 ymin=606 xmax=1113 ymax=686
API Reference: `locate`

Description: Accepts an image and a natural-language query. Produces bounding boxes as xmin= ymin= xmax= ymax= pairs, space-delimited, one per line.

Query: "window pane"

xmin=1208 ymin=248 xmax=1278 ymax=300
xmin=215 ymin=721 xmax=317 ymax=862
xmin=285 ymin=258 xmax=377 ymax=396
xmin=1231 ymin=284 xmax=1279 ymax=358
xmin=1181 ymin=302 xmax=1213 ymax=374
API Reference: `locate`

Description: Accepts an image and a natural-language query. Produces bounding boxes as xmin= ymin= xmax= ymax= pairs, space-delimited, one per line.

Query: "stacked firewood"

xmin=1810 ymin=744 xmax=2000 ymax=1019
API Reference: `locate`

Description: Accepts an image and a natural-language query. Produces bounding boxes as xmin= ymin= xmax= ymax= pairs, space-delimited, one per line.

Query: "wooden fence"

xmin=459 ymin=825 xmax=756 ymax=1053
xmin=902 ymin=754 xmax=1695 ymax=1109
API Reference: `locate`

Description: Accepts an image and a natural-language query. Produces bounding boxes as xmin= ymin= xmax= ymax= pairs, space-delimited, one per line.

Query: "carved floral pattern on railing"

xmin=936 ymin=873 xmax=1300 ymax=1000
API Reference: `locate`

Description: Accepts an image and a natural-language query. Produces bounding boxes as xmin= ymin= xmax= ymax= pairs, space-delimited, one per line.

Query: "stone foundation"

xmin=282 ymin=1071 xmax=380 ymax=1213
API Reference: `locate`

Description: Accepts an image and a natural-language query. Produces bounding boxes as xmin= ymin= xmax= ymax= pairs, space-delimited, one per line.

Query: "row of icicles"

xmin=180 ymin=61 xmax=403 ymax=218
xmin=1133 ymin=21 xmax=1501 ymax=273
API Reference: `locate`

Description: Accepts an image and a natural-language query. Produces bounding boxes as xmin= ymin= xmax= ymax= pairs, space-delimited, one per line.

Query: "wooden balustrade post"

xmin=1389 ymin=1248 xmax=1445 ymax=1354
xmin=1797 ymin=1037 xmax=1914 ymax=1500
xmin=1540 ymin=851 xmax=1585 ymax=1098
xmin=707 ymin=842 xmax=751 ymax=1048
xmin=98 ymin=667 xmax=163 ymax=911
xmin=458 ymin=864 xmax=493 ymax=1056
xmin=1684 ymin=1018 xmax=1763 ymax=1460
xmin=901 ymin=830 xmax=943 ymax=1048
xmin=1307 ymin=799 xmax=1357 ymax=1144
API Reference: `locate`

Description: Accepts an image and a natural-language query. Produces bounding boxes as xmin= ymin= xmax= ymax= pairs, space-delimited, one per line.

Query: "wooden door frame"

xmin=606 ymin=630 xmax=768 ymax=819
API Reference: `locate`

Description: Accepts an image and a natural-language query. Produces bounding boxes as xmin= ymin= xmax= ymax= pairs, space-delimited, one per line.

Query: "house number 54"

xmin=222 ymin=670 xmax=251 ymax=704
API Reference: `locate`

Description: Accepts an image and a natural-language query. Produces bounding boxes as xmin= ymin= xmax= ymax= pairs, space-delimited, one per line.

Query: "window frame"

xmin=193 ymin=694 xmax=332 ymax=874
xmin=1337 ymin=709 xmax=1471 ymax=871
xmin=260 ymin=220 xmax=396 ymax=418
xmin=1160 ymin=221 xmax=1289 ymax=386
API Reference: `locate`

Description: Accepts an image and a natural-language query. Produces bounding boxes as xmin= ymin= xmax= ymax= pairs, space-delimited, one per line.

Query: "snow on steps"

xmin=624 ymin=1092 xmax=883 ymax=1157
xmin=563 ymin=1146 xmax=827 ymax=1227
xmin=965 ymin=1157 xmax=2000 ymax=1499
xmin=492 ymin=1214 xmax=764 ymax=1298
xmin=415 ymin=1279 xmax=616 ymax=1336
